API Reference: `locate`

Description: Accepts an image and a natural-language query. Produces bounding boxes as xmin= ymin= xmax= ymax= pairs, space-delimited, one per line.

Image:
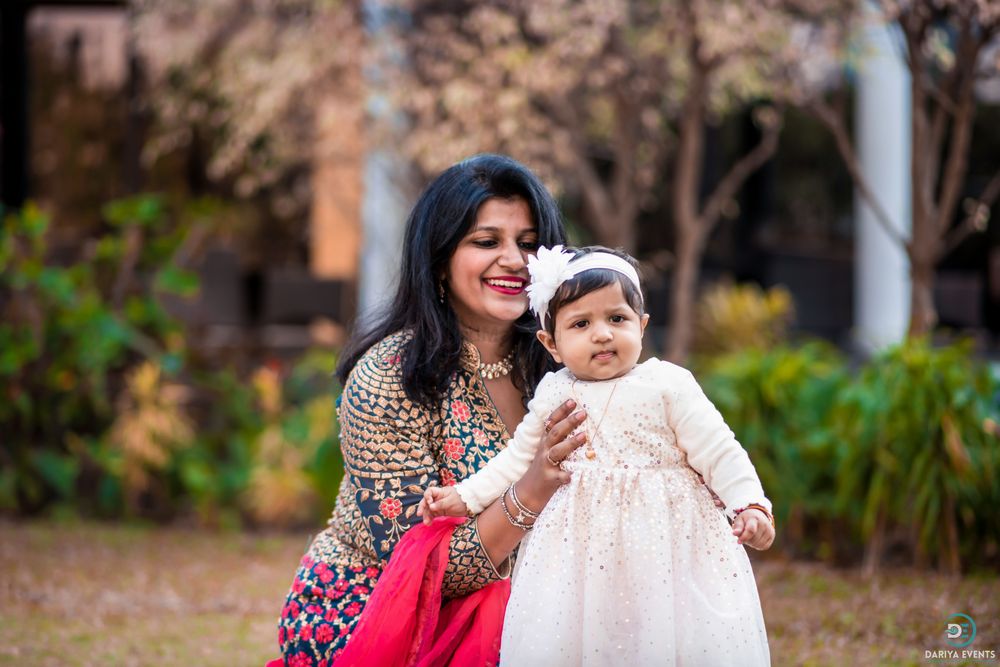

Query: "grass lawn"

xmin=1 ymin=519 xmax=997 ymax=666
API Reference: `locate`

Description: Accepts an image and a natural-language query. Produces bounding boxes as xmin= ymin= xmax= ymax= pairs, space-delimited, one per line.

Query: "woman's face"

xmin=446 ymin=197 xmax=538 ymax=334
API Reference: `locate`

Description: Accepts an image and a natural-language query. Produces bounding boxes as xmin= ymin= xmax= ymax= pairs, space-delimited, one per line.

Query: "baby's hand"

xmin=416 ymin=486 xmax=469 ymax=525
xmin=732 ymin=508 xmax=775 ymax=550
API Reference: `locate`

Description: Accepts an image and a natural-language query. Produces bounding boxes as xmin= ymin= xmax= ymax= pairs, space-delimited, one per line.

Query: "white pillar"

xmin=357 ymin=1 xmax=412 ymax=325
xmin=359 ymin=149 xmax=410 ymax=322
xmin=853 ymin=5 xmax=912 ymax=351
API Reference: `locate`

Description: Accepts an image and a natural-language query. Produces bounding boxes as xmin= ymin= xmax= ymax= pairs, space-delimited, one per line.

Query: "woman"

xmin=276 ymin=154 xmax=589 ymax=665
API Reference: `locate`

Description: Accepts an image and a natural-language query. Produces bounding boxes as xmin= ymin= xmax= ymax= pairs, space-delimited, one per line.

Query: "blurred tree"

xmin=395 ymin=0 xmax=853 ymax=361
xmin=808 ymin=0 xmax=1000 ymax=338
xmin=132 ymin=0 xmax=365 ymax=227
xmin=395 ymin=0 xmax=668 ymax=251
xmin=28 ymin=21 xmax=128 ymax=243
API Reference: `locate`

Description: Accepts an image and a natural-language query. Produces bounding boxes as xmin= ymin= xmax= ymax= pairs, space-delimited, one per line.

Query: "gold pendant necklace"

xmin=570 ymin=377 xmax=621 ymax=460
xmin=479 ymin=350 xmax=514 ymax=380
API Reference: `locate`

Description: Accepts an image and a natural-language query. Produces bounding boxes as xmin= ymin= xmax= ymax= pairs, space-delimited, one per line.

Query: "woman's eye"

xmin=518 ymin=240 xmax=539 ymax=250
xmin=473 ymin=239 xmax=497 ymax=248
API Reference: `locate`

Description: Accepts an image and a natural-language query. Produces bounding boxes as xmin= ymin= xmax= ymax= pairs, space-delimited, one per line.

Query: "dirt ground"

xmin=1 ymin=520 xmax=997 ymax=666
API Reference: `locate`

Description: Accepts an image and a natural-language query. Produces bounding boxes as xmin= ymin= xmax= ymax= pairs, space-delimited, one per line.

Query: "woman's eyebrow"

xmin=471 ymin=225 xmax=536 ymax=234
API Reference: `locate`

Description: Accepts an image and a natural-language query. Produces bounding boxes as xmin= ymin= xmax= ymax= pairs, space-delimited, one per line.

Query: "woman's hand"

xmin=513 ymin=400 xmax=588 ymax=513
xmin=732 ymin=508 xmax=775 ymax=550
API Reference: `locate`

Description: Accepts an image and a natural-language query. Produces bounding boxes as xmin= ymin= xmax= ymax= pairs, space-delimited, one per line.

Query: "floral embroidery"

xmin=451 ymin=400 xmax=471 ymax=421
xmin=378 ymin=497 xmax=402 ymax=519
xmin=439 ymin=467 xmax=456 ymax=486
xmin=316 ymin=624 xmax=334 ymax=643
xmin=444 ymin=438 xmax=465 ymax=460
xmin=472 ymin=428 xmax=489 ymax=448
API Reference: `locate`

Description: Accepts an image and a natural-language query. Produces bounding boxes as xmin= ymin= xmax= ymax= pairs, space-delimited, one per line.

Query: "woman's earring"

xmin=437 ymin=280 xmax=446 ymax=304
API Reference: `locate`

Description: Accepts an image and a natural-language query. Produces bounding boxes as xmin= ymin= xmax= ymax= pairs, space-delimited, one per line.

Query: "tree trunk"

xmin=666 ymin=225 xmax=703 ymax=362
xmin=862 ymin=508 xmax=886 ymax=577
xmin=942 ymin=491 xmax=961 ymax=577
xmin=908 ymin=253 xmax=937 ymax=337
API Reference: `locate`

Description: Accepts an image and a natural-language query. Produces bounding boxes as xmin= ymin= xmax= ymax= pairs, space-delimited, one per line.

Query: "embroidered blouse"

xmin=278 ymin=330 xmax=520 ymax=660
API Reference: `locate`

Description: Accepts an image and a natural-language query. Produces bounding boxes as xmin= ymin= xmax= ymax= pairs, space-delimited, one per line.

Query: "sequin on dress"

xmin=500 ymin=359 xmax=771 ymax=667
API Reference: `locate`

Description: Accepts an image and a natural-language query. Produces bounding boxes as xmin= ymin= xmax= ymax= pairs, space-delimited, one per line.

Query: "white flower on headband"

xmin=526 ymin=244 xmax=576 ymax=319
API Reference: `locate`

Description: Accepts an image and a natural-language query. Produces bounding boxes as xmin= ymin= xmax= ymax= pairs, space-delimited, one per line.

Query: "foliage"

xmin=694 ymin=282 xmax=794 ymax=357
xmin=108 ymin=361 xmax=195 ymax=511
xmin=831 ymin=338 xmax=1000 ymax=573
xmin=0 ymin=200 xmax=344 ymax=528
xmin=241 ymin=352 xmax=343 ymax=528
xmin=701 ymin=342 xmax=849 ymax=557
xmin=701 ymin=336 xmax=1000 ymax=571
xmin=0 ymin=199 xmax=195 ymax=512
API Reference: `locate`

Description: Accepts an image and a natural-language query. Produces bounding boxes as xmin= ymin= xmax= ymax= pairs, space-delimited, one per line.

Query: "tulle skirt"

xmin=501 ymin=464 xmax=770 ymax=667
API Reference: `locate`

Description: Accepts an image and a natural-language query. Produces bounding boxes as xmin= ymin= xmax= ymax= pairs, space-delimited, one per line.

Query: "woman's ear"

xmin=536 ymin=329 xmax=562 ymax=364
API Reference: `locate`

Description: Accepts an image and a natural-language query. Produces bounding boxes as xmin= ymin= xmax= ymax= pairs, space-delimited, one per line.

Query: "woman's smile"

xmin=484 ymin=276 xmax=527 ymax=295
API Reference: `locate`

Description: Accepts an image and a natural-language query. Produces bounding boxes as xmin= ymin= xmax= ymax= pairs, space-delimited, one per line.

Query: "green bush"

xmin=0 ymin=199 xmax=194 ymax=513
xmin=701 ymin=342 xmax=849 ymax=558
xmin=831 ymin=338 xmax=1000 ymax=573
xmin=701 ymin=336 xmax=1000 ymax=572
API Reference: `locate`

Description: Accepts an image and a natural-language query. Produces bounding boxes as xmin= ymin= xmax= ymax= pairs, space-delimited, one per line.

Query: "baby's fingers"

xmin=734 ymin=516 xmax=758 ymax=545
xmin=748 ymin=523 xmax=775 ymax=551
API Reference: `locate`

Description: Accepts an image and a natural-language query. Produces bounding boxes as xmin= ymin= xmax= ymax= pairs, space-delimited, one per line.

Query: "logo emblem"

xmin=945 ymin=613 xmax=976 ymax=649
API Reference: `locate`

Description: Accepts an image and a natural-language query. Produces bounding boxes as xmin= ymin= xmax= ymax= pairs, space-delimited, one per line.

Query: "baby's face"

xmin=538 ymin=283 xmax=648 ymax=381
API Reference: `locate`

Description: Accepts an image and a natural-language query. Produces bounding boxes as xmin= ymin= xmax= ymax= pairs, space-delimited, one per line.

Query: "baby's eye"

xmin=572 ymin=320 xmax=588 ymax=329
xmin=610 ymin=314 xmax=625 ymax=323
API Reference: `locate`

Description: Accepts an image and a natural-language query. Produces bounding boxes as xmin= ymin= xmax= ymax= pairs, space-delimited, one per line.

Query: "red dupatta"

xmin=267 ymin=516 xmax=509 ymax=667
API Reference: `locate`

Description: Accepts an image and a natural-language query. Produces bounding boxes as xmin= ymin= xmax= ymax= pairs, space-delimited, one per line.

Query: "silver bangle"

xmin=500 ymin=489 xmax=534 ymax=531
xmin=508 ymin=483 xmax=540 ymax=519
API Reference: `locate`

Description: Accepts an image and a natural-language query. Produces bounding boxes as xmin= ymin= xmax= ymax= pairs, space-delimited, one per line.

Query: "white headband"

xmin=525 ymin=245 xmax=642 ymax=323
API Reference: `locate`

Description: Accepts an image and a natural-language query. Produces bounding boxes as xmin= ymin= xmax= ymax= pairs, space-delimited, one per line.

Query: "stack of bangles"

xmin=734 ymin=503 xmax=775 ymax=529
xmin=500 ymin=483 xmax=540 ymax=530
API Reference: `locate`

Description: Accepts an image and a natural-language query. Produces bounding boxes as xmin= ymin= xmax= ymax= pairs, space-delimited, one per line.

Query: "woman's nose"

xmin=497 ymin=240 xmax=527 ymax=270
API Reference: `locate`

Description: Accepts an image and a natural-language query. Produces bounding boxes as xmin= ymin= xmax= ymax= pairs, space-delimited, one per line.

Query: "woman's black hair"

xmin=336 ymin=154 xmax=567 ymax=406
xmin=542 ymin=246 xmax=644 ymax=336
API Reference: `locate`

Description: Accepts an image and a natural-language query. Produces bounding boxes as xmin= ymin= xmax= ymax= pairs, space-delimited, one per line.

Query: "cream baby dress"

xmin=455 ymin=358 xmax=772 ymax=667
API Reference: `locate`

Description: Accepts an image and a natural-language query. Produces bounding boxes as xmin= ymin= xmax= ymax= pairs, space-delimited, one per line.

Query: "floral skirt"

xmin=277 ymin=552 xmax=382 ymax=666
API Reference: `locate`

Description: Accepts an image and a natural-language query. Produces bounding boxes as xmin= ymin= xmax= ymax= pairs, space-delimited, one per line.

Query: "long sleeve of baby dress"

xmin=453 ymin=371 xmax=559 ymax=514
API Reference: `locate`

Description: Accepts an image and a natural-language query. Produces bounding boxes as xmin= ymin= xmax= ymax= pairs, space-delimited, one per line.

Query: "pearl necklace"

xmin=479 ymin=350 xmax=514 ymax=380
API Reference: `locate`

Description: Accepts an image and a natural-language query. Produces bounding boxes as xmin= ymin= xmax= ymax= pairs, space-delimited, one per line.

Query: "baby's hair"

xmin=543 ymin=246 xmax=644 ymax=335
